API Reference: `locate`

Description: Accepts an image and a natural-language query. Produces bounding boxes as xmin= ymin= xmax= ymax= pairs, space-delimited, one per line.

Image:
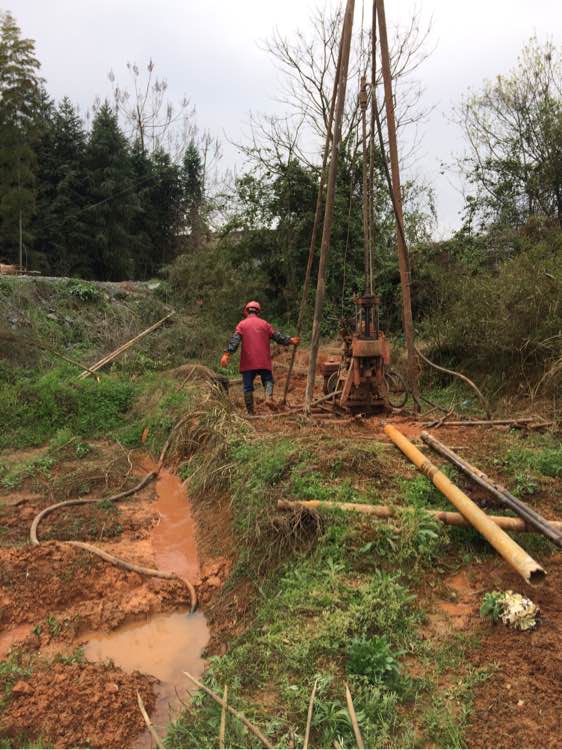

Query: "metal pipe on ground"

xmin=277 ymin=499 xmax=562 ymax=533
xmin=421 ymin=431 xmax=562 ymax=548
xmin=384 ymin=424 xmax=546 ymax=585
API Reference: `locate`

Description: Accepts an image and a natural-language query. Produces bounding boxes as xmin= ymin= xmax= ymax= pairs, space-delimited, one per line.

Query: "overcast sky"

xmin=10 ymin=0 xmax=562 ymax=236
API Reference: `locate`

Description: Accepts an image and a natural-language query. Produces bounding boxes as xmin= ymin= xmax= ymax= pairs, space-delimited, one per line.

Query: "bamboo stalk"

xmin=183 ymin=672 xmax=273 ymax=749
xmin=219 ymin=684 xmax=228 ymax=749
xmin=422 ymin=417 xmax=551 ymax=428
xmin=384 ymin=424 xmax=546 ymax=584
xmin=137 ymin=691 xmax=164 ymax=749
xmin=303 ymin=678 xmax=318 ymax=750
xmin=277 ymin=499 xmax=562 ymax=532
xmin=344 ymin=683 xmax=364 ymax=750
xmin=78 ymin=312 xmax=174 ymax=379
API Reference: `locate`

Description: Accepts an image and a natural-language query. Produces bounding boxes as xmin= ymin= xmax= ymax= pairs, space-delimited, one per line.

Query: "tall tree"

xmin=130 ymin=143 xmax=183 ymax=277
xmin=182 ymin=140 xmax=205 ymax=251
xmin=33 ymin=96 xmax=91 ymax=274
xmin=0 ymin=11 xmax=42 ymax=264
xmin=84 ymin=102 xmax=140 ymax=280
xmin=460 ymin=37 xmax=562 ymax=230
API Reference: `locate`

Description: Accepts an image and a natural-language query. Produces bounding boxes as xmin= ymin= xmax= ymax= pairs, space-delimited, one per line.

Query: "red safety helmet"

xmin=243 ymin=300 xmax=261 ymax=317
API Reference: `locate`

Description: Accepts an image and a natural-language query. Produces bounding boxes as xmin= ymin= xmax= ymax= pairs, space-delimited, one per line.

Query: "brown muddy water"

xmin=84 ymin=462 xmax=209 ymax=747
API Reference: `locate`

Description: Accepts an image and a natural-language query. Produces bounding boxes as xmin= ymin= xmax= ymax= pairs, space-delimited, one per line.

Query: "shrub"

xmin=347 ymin=635 xmax=403 ymax=686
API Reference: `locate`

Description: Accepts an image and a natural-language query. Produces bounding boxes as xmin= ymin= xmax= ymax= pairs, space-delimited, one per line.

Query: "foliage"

xmin=479 ymin=591 xmax=505 ymax=623
xmin=459 ymin=37 xmax=562 ymax=230
xmin=0 ymin=367 xmax=136 ymax=448
xmin=418 ymin=231 xmax=562 ymax=387
xmin=0 ymin=11 xmax=42 ymax=262
xmin=0 ymin=650 xmax=34 ymax=711
xmin=347 ymin=635 xmax=403 ymax=686
xmin=65 ymin=280 xmax=101 ymax=302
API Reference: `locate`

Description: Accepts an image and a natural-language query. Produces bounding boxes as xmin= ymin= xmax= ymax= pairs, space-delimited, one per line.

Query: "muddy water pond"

xmin=84 ymin=462 xmax=209 ymax=747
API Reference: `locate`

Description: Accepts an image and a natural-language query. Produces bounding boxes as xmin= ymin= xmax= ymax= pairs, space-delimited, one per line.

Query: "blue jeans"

xmin=242 ymin=369 xmax=274 ymax=393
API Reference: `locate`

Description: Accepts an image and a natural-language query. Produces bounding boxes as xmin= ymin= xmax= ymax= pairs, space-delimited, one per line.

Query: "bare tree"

xmin=238 ymin=4 xmax=432 ymax=173
xmin=108 ymin=59 xmax=195 ymax=156
xmin=458 ymin=37 xmax=562 ymax=229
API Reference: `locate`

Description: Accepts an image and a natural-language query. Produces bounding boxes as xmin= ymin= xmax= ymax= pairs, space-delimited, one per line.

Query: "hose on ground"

xmin=29 ymin=416 xmax=198 ymax=613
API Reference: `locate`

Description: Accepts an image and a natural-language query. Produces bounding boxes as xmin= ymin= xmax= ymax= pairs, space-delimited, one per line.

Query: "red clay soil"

xmin=0 ymin=661 xmax=157 ymax=748
xmin=437 ymin=557 xmax=562 ymax=749
xmin=0 ymin=542 xmax=189 ymax=644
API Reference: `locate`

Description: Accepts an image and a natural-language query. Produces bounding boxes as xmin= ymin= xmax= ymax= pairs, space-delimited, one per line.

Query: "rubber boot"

xmin=244 ymin=391 xmax=255 ymax=415
xmin=264 ymin=381 xmax=276 ymax=410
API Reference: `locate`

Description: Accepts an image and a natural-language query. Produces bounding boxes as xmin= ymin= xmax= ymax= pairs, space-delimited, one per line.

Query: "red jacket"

xmin=227 ymin=315 xmax=291 ymax=372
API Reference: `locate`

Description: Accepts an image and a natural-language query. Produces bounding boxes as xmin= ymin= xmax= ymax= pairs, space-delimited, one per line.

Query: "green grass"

xmin=0 ymin=651 xmax=34 ymax=712
xmin=167 ymin=419 xmax=490 ymax=749
xmin=0 ymin=367 xmax=136 ymax=449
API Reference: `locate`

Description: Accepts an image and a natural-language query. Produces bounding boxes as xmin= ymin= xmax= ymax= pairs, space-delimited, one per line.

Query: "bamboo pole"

xmin=384 ymin=424 xmax=546 ymax=584
xmin=277 ymin=499 xmax=562 ymax=532
xmin=219 ymin=684 xmax=228 ymax=749
xmin=137 ymin=691 xmax=164 ymax=749
xmin=304 ymin=0 xmax=356 ymax=414
xmin=78 ymin=312 xmax=174 ymax=379
xmin=303 ymin=678 xmax=318 ymax=750
xmin=375 ymin=0 xmax=419 ymax=405
xmin=344 ymin=683 xmax=365 ymax=750
xmin=422 ymin=417 xmax=551 ymax=428
xmin=183 ymin=672 xmax=273 ymax=749
xmin=421 ymin=431 xmax=562 ymax=547
xmin=282 ymin=21 xmax=344 ymax=406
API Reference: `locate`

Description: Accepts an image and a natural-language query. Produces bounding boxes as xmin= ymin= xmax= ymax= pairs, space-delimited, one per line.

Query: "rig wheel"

xmin=383 ymin=368 xmax=408 ymax=409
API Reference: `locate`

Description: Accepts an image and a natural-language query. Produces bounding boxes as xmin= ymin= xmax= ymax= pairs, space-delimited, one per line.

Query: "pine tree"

xmin=130 ymin=144 xmax=183 ymax=277
xmin=0 ymin=11 xmax=42 ymax=264
xmin=33 ymin=96 xmax=91 ymax=275
xmin=84 ymin=102 xmax=140 ymax=280
xmin=181 ymin=140 xmax=205 ymax=251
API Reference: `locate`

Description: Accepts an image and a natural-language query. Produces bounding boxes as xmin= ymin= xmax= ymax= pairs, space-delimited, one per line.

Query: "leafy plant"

xmin=479 ymin=591 xmax=505 ymax=623
xmin=75 ymin=442 xmax=91 ymax=458
xmin=347 ymin=635 xmax=403 ymax=685
xmin=65 ymin=280 xmax=102 ymax=302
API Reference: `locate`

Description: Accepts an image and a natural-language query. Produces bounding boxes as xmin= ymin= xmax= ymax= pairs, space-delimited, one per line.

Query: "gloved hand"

xmin=220 ymin=352 xmax=230 ymax=368
xmin=289 ymin=336 xmax=301 ymax=347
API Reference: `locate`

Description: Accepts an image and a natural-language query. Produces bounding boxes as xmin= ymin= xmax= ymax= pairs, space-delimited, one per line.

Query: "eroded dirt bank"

xmin=0 ymin=447 xmax=228 ymax=748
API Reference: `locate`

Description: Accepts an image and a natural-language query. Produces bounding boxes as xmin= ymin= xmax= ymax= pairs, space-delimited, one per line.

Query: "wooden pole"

xmin=344 ymin=683 xmax=365 ymax=750
xmin=78 ymin=312 xmax=174 ymax=379
xmin=360 ymin=75 xmax=371 ymax=293
xmin=375 ymin=0 xmax=420 ymax=405
xmin=277 ymin=499 xmax=562 ymax=532
xmin=183 ymin=671 xmax=273 ymax=749
xmin=137 ymin=691 xmax=164 ymax=749
xmin=282 ymin=20 xmax=344 ymax=405
xmin=303 ymin=678 xmax=318 ymax=750
xmin=384 ymin=424 xmax=546 ymax=584
xmin=304 ymin=0 xmax=356 ymax=413
xmin=219 ymin=684 xmax=228 ymax=749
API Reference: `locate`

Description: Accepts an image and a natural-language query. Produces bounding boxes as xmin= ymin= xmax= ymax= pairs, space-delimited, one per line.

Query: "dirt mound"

xmin=0 ymin=542 xmax=189 ymax=638
xmin=1 ymin=660 xmax=157 ymax=748
xmin=457 ymin=557 xmax=562 ymax=749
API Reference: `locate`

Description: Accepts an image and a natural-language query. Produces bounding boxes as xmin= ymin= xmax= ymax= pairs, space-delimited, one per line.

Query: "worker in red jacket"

xmin=220 ymin=301 xmax=300 ymax=414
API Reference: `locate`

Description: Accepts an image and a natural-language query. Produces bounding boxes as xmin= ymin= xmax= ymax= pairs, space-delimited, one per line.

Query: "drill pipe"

xmin=277 ymin=499 xmax=562 ymax=533
xmin=421 ymin=431 xmax=562 ymax=548
xmin=384 ymin=424 xmax=546 ymax=585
